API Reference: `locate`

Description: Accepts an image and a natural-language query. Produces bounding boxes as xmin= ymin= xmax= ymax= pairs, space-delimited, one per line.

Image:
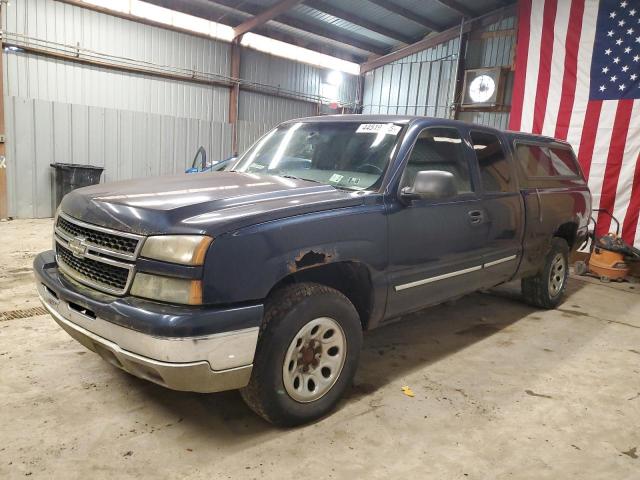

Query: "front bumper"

xmin=34 ymin=251 xmax=263 ymax=393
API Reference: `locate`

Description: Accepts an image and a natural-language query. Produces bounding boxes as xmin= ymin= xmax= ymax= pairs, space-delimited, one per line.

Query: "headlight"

xmin=140 ymin=235 xmax=213 ymax=265
xmin=130 ymin=273 xmax=202 ymax=305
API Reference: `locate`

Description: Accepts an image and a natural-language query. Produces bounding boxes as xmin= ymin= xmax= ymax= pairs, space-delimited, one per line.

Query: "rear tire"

xmin=240 ymin=283 xmax=362 ymax=426
xmin=521 ymin=237 xmax=569 ymax=309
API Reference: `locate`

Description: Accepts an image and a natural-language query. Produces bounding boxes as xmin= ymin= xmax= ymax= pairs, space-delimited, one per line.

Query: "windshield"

xmin=234 ymin=122 xmax=403 ymax=191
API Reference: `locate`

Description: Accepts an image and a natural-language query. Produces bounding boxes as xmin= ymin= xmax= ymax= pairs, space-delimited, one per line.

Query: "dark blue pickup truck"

xmin=34 ymin=115 xmax=591 ymax=426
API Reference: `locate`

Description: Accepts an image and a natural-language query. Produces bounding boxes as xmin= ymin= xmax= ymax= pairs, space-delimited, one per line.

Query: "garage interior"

xmin=0 ymin=0 xmax=639 ymax=478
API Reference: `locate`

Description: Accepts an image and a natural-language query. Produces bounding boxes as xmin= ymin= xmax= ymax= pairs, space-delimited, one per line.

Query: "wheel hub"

xmin=299 ymin=340 xmax=321 ymax=370
xmin=549 ymin=253 xmax=566 ymax=297
xmin=283 ymin=317 xmax=347 ymax=403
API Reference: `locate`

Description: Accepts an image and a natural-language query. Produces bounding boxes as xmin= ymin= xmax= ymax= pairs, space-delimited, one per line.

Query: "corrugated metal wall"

xmin=2 ymin=0 xmax=359 ymax=218
xmin=3 ymin=0 xmax=231 ymax=121
xmin=361 ymin=16 xmax=516 ymax=129
xmin=362 ymin=37 xmax=460 ymax=117
xmin=241 ymin=48 xmax=359 ymax=106
xmin=4 ymin=96 xmax=233 ymax=218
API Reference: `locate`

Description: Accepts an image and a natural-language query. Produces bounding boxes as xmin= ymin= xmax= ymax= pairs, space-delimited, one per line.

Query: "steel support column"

xmin=0 ymin=5 xmax=8 ymax=220
xmin=229 ymin=38 xmax=241 ymax=156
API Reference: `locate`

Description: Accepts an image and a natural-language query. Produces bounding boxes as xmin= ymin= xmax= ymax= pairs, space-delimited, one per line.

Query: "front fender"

xmin=202 ymin=202 xmax=388 ymax=305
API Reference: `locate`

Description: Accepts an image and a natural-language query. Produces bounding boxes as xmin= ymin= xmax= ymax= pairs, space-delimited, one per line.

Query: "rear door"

xmin=468 ymin=130 xmax=524 ymax=284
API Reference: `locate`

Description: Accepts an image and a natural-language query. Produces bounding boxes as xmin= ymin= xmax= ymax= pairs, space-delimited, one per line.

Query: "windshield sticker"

xmin=356 ymin=123 xmax=401 ymax=135
xmin=347 ymin=177 xmax=360 ymax=185
xmin=329 ymin=173 xmax=344 ymax=183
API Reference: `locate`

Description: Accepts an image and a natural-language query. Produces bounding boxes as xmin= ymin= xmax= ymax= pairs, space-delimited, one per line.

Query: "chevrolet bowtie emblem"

xmin=68 ymin=237 xmax=88 ymax=258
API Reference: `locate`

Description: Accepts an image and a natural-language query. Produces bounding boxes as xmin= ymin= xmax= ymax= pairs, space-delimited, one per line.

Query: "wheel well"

xmin=268 ymin=262 xmax=374 ymax=330
xmin=554 ymin=222 xmax=578 ymax=249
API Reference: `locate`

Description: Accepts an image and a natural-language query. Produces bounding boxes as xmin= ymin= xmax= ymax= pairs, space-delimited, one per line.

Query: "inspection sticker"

xmin=329 ymin=173 xmax=344 ymax=183
xmin=356 ymin=123 xmax=401 ymax=135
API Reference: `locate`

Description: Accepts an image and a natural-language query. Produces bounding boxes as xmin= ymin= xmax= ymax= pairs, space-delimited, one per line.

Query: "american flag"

xmin=509 ymin=0 xmax=640 ymax=246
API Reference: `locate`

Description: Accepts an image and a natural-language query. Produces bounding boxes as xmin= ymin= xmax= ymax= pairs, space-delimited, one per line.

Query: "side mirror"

xmin=400 ymin=170 xmax=458 ymax=201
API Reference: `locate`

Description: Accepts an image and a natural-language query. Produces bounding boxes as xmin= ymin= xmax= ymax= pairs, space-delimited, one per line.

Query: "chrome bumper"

xmin=37 ymin=283 xmax=257 ymax=393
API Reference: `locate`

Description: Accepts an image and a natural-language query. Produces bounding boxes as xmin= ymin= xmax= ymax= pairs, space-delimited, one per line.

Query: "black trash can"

xmin=51 ymin=163 xmax=104 ymax=208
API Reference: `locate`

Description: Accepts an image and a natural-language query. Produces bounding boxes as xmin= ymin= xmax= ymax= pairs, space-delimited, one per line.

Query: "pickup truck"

xmin=34 ymin=115 xmax=591 ymax=426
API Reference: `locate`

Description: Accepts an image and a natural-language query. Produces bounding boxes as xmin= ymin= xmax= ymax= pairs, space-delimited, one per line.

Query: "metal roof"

xmin=146 ymin=0 xmax=516 ymax=64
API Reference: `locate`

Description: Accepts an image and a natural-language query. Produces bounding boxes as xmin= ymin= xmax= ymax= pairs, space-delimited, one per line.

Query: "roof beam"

xmin=211 ymin=0 xmax=388 ymax=55
xmin=360 ymin=3 xmax=517 ymax=72
xmin=435 ymin=0 xmax=477 ymax=18
xmin=366 ymin=0 xmax=443 ymax=32
xmin=303 ymin=0 xmax=419 ymax=45
xmin=233 ymin=0 xmax=304 ymax=38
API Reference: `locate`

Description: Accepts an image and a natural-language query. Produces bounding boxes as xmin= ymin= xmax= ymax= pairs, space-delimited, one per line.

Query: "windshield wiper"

xmin=280 ymin=175 xmax=322 ymax=184
xmin=280 ymin=174 xmax=355 ymax=190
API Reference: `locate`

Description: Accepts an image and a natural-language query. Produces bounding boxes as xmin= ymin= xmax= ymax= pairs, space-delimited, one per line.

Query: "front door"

xmin=386 ymin=126 xmax=490 ymax=318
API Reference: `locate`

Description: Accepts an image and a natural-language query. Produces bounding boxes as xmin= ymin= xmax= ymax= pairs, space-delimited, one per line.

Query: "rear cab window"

xmin=513 ymin=140 xmax=582 ymax=188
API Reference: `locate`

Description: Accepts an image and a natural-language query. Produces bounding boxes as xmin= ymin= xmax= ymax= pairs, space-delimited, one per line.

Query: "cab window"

xmin=516 ymin=143 xmax=580 ymax=178
xmin=401 ymin=127 xmax=472 ymax=194
xmin=547 ymin=146 xmax=580 ymax=176
xmin=470 ymin=131 xmax=514 ymax=193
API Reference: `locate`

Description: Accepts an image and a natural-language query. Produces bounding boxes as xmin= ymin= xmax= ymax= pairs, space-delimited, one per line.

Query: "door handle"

xmin=468 ymin=209 xmax=485 ymax=225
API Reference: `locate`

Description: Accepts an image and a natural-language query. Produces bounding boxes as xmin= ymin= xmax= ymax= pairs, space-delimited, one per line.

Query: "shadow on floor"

xmin=119 ymin=280 xmax=589 ymax=440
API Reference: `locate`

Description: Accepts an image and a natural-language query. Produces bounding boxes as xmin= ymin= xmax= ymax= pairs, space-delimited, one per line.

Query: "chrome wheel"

xmin=549 ymin=253 xmax=566 ymax=297
xmin=282 ymin=317 xmax=346 ymax=403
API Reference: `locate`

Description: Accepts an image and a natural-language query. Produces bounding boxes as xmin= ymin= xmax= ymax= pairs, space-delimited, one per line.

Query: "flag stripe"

xmin=542 ymin=0 xmax=572 ymax=137
xmin=565 ymin=0 xmax=599 ymax=150
xmin=520 ymin=0 xmax=546 ymax=133
xmin=622 ymin=153 xmax=640 ymax=245
xmin=553 ymin=0 xmax=585 ymax=140
xmin=587 ymin=101 xmax=619 ymax=216
xmin=509 ymin=0 xmax=533 ymax=131
xmin=531 ymin=0 xmax=558 ymax=134
xmin=612 ymin=102 xmax=640 ymax=237
xmin=576 ymin=100 xmax=603 ymax=179
xmin=594 ymin=99 xmax=634 ymax=237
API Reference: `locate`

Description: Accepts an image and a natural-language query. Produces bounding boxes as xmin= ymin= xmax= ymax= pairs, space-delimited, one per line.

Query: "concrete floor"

xmin=1 ymin=218 xmax=639 ymax=479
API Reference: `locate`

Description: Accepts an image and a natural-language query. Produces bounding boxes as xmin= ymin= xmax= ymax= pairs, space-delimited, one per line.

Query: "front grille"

xmin=57 ymin=243 xmax=130 ymax=292
xmin=57 ymin=215 xmax=139 ymax=255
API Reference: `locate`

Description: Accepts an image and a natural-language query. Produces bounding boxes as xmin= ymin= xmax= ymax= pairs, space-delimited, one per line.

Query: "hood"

xmin=60 ymin=171 xmax=366 ymax=236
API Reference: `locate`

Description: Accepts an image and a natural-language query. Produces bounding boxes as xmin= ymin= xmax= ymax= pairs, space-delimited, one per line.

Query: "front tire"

xmin=240 ymin=283 xmax=362 ymax=426
xmin=521 ymin=237 xmax=569 ymax=309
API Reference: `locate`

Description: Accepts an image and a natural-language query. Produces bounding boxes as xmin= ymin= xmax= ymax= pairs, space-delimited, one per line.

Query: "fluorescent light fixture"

xmin=320 ymin=83 xmax=338 ymax=101
xmin=85 ymin=0 xmax=129 ymax=12
xmin=327 ymin=70 xmax=343 ymax=86
xmin=241 ymin=33 xmax=360 ymax=75
xmin=79 ymin=1 xmax=359 ymax=75
xmin=84 ymin=1 xmax=234 ymax=42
